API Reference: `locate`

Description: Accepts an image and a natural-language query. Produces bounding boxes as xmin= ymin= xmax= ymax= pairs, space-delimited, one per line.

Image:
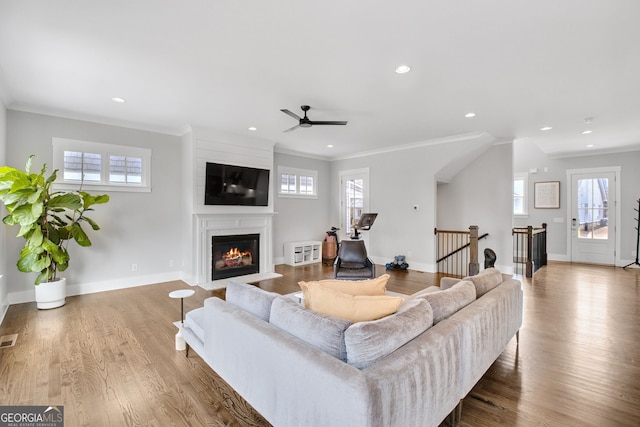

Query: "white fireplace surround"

xmin=194 ymin=213 xmax=280 ymax=290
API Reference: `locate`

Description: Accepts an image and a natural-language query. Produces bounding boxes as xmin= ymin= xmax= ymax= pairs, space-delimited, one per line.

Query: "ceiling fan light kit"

xmin=280 ymin=105 xmax=348 ymax=133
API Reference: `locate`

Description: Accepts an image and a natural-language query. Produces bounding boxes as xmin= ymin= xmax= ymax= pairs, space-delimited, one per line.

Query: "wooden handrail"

xmin=435 ymin=228 xmax=471 ymax=235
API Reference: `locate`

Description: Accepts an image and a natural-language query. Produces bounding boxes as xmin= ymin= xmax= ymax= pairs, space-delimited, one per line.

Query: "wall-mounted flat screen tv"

xmin=205 ymin=162 xmax=270 ymax=206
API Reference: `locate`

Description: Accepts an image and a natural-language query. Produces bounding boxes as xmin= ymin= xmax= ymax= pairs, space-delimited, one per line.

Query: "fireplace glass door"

xmin=212 ymin=234 xmax=260 ymax=280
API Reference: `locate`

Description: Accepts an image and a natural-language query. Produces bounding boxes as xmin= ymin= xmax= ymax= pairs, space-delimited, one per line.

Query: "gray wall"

xmin=5 ymin=111 xmax=183 ymax=299
xmin=273 ymin=152 xmax=331 ymax=262
xmin=330 ymin=136 xmax=497 ymax=271
xmin=513 ymin=138 xmax=640 ymax=264
xmin=0 ymin=98 xmax=7 ymax=318
xmin=437 ymin=142 xmax=513 ymax=272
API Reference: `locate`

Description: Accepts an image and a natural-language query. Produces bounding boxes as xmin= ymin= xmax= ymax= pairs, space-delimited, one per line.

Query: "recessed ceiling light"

xmin=395 ymin=65 xmax=411 ymax=74
xmin=464 ymin=112 xmax=476 ymax=118
xmin=111 ymin=97 xmax=126 ymax=103
xmin=540 ymin=126 xmax=553 ymax=131
xmin=586 ymin=144 xmax=595 ymax=148
xmin=581 ymin=130 xmax=593 ymax=135
xmin=327 ymin=144 xmax=334 ymax=148
xmin=248 ymin=126 xmax=257 ymax=131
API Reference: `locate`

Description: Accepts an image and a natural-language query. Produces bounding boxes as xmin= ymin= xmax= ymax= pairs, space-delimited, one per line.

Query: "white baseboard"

xmin=0 ymin=294 xmax=9 ymax=326
xmin=548 ymin=253 xmax=570 ymax=262
xmin=7 ymin=271 xmax=184 ymax=306
xmin=273 ymin=256 xmax=285 ymax=265
xmin=370 ymin=256 xmax=434 ymax=273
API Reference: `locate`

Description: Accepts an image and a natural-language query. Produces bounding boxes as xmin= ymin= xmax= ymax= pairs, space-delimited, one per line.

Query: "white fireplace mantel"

xmin=194 ymin=212 xmax=279 ymax=290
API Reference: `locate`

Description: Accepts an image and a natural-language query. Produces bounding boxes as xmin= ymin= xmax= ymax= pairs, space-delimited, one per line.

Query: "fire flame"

xmin=222 ymin=247 xmax=252 ymax=267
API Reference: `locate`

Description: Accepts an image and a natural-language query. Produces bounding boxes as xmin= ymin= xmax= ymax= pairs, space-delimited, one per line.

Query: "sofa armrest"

xmin=363 ymin=318 xmax=464 ymax=427
xmin=448 ymin=278 xmax=523 ymax=397
xmin=203 ymin=297 xmax=373 ymax=427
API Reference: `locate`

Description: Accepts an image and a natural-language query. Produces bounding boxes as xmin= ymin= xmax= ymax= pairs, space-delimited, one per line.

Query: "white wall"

xmin=179 ymin=126 xmax=276 ymax=284
xmin=330 ymin=134 xmax=497 ymax=272
xmin=437 ymin=142 xmax=514 ymax=273
xmin=272 ymin=152 xmax=332 ymax=263
xmin=513 ymin=138 xmax=640 ymax=264
xmin=5 ymin=111 xmax=183 ymax=303
xmin=0 ymin=97 xmax=7 ymax=321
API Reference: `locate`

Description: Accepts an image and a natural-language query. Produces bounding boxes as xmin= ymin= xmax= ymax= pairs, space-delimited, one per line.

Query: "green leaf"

xmin=25 ymin=155 xmax=33 ymax=174
xmin=3 ymin=214 xmax=17 ymax=226
xmin=27 ymin=226 xmax=43 ymax=247
xmin=45 ymin=169 xmax=58 ymax=185
xmin=16 ymin=223 xmax=36 ymax=238
xmin=17 ymin=250 xmax=49 ymax=273
xmin=80 ymin=192 xmax=109 ymax=209
xmin=35 ymin=271 xmax=49 ymax=285
xmin=10 ymin=203 xmax=43 ymax=226
xmin=83 ymin=216 xmax=100 ymax=231
xmin=45 ymin=223 xmax=61 ymax=244
xmin=72 ymin=223 xmax=92 ymax=246
xmin=48 ymin=193 xmax=82 ymax=210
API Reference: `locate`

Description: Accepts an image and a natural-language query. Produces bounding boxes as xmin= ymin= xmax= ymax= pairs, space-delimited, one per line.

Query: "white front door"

xmin=570 ymin=170 xmax=617 ymax=265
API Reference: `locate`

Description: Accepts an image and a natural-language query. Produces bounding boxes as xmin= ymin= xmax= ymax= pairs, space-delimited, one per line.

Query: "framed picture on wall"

xmin=534 ymin=181 xmax=560 ymax=209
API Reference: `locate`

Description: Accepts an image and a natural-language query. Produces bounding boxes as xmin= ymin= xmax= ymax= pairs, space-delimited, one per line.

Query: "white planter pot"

xmin=35 ymin=278 xmax=66 ymax=309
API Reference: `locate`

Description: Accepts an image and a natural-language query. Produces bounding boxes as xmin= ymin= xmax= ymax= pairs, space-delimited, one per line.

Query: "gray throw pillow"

xmin=225 ymin=281 xmax=279 ymax=322
xmin=466 ymin=268 xmax=503 ymax=297
xmin=269 ymin=296 xmax=352 ymax=361
xmin=344 ymin=298 xmax=433 ymax=369
xmin=422 ymin=280 xmax=476 ymax=324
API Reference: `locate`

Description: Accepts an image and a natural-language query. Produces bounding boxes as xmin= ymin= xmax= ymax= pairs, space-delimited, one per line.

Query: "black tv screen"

xmin=205 ymin=162 xmax=270 ymax=206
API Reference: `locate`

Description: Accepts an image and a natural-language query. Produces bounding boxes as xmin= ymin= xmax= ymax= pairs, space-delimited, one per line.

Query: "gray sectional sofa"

xmin=182 ymin=268 xmax=523 ymax=427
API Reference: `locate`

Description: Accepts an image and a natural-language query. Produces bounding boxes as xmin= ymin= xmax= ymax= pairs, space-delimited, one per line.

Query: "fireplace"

xmin=212 ymin=233 xmax=260 ymax=280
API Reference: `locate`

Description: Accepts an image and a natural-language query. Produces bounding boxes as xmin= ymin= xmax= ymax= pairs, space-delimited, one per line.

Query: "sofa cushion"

xmin=465 ymin=268 xmax=503 ymax=297
xmin=225 ymin=281 xmax=279 ymax=322
xmin=344 ymin=297 xmax=434 ymax=369
xmin=269 ymin=296 xmax=352 ymax=361
xmin=422 ymin=280 xmax=476 ymax=324
xmin=184 ymin=307 xmax=205 ymax=342
xmin=439 ymin=277 xmax=460 ymax=290
xmin=298 ymin=274 xmax=389 ymax=305
xmin=305 ymin=283 xmax=404 ymax=323
xmin=410 ymin=285 xmax=441 ymax=298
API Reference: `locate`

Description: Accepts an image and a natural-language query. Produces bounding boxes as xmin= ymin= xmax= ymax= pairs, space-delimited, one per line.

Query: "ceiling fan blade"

xmin=283 ymin=124 xmax=301 ymax=133
xmin=308 ymin=120 xmax=348 ymax=126
xmin=281 ymin=109 xmax=302 ymax=120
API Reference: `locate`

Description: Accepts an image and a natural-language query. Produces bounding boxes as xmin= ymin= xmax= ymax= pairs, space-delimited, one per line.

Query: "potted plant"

xmin=0 ymin=155 xmax=109 ymax=309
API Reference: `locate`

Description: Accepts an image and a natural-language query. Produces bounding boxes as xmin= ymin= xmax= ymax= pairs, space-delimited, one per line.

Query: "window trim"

xmin=52 ymin=137 xmax=152 ymax=193
xmin=513 ymin=172 xmax=529 ymax=217
xmin=277 ymin=166 xmax=318 ymax=199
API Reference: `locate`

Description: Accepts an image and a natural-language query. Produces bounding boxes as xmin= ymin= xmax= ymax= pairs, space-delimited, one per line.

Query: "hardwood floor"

xmin=0 ymin=262 xmax=639 ymax=426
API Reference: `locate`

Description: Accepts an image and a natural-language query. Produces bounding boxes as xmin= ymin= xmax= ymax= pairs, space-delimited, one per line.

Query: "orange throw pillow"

xmin=305 ymin=283 xmax=403 ymax=323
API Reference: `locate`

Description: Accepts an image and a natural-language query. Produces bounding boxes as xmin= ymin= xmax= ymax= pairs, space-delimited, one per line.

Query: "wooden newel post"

xmin=469 ymin=225 xmax=479 ymax=276
xmin=526 ymin=225 xmax=534 ymax=278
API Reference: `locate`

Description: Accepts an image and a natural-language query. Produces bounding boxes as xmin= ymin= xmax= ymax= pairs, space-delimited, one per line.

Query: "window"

xmin=53 ymin=138 xmax=151 ymax=192
xmin=513 ymin=173 xmax=528 ymax=216
xmin=277 ymin=166 xmax=317 ymax=198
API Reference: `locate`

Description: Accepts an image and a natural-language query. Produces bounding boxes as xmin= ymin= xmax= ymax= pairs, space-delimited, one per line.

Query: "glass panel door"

xmin=339 ymin=169 xmax=369 ymax=240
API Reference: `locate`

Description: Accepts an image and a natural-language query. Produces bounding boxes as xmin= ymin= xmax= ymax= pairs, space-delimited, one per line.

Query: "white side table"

xmin=169 ymin=289 xmax=195 ymax=351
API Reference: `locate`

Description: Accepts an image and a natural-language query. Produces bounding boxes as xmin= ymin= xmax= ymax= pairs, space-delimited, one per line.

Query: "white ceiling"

xmin=1 ymin=0 xmax=639 ymax=159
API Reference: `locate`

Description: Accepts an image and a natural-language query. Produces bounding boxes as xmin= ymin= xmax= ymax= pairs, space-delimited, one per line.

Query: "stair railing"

xmin=435 ymin=225 xmax=488 ymax=277
xmin=512 ymin=223 xmax=547 ymax=277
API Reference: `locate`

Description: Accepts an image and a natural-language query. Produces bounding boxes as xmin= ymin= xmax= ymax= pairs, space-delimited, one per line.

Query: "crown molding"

xmin=8 ymin=104 xmax=184 ymax=136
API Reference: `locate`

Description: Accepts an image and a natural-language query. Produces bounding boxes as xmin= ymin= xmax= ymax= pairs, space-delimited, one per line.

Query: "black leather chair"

xmin=333 ymin=240 xmax=375 ymax=280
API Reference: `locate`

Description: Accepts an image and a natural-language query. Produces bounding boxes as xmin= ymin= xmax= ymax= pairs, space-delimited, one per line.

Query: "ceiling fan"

xmin=280 ymin=105 xmax=348 ymax=133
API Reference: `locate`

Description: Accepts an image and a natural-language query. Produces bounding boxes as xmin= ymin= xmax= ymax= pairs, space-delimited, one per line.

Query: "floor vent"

xmin=0 ymin=334 xmax=17 ymax=348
